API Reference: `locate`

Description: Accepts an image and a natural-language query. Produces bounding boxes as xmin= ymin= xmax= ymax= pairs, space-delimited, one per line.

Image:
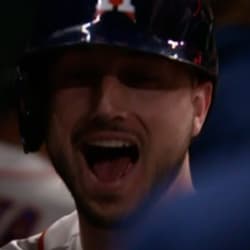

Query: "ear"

xmin=192 ymin=81 xmax=213 ymax=137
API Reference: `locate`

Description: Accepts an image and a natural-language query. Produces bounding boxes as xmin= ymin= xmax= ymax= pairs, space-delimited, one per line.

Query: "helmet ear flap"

xmin=16 ymin=67 xmax=45 ymax=153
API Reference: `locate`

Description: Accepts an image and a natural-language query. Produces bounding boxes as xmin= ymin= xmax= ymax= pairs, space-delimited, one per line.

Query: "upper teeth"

xmin=88 ymin=140 xmax=133 ymax=148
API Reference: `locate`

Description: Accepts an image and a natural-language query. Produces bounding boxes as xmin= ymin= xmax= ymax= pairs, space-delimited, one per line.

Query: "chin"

xmin=76 ymin=196 xmax=149 ymax=229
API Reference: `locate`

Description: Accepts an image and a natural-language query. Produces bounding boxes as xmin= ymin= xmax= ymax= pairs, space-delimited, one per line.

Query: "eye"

xmin=64 ymin=68 xmax=101 ymax=86
xmin=119 ymin=70 xmax=166 ymax=90
xmin=52 ymin=67 xmax=102 ymax=89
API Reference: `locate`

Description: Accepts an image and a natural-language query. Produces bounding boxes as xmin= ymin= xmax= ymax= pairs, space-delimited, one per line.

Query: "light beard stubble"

xmin=47 ymin=143 xmax=190 ymax=230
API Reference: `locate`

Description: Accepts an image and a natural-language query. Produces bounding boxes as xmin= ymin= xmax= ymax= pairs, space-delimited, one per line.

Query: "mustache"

xmin=71 ymin=116 xmax=139 ymax=145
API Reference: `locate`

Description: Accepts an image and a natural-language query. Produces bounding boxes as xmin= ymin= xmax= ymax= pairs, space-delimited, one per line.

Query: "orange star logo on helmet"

xmin=110 ymin=0 xmax=123 ymax=6
xmin=96 ymin=0 xmax=136 ymax=22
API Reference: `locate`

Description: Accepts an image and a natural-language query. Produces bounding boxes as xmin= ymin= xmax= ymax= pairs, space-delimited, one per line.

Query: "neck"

xmin=162 ymin=153 xmax=194 ymax=202
xmin=78 ymin=153 xmax=193 ymax=250
xmin=79 ymin=220 xmax=126 ymax=250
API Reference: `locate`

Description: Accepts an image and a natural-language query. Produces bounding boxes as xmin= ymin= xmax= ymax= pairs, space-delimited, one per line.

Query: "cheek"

xmin=47 ymin=88 xmax=92 ymax=178
xmin=130 ymin=89 xmax=194 ymax=130
xmin=134 ymin=90 xmax=194 ymax=159
xmin=47 ymin=88 xmax=93 ymax=160
xmin=49 ymin=88 xmax=92 ymax=133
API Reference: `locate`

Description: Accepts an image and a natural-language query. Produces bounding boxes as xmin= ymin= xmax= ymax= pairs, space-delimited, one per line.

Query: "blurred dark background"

xmin=0 ymin=0 xmax=37 ymax=65
xmin=191 ymin=0 xmax=250 ymax=186
xmin=0 ymin=0 xmax=38 ymax=115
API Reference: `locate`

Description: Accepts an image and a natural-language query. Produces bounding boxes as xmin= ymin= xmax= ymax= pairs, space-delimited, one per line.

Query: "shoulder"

xmin=44 ymin=211 xmax=80 ymax=250
xmin=1 ymin=211 xmax=81 ymax=250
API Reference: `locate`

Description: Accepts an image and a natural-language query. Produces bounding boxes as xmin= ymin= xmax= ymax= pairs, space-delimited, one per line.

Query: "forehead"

xmin=52 ymin=45 xmax=190 ymax=74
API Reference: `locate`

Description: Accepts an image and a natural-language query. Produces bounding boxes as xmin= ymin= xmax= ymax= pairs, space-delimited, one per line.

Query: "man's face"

xmin=46 ymin=46 xmax=211 ymax=226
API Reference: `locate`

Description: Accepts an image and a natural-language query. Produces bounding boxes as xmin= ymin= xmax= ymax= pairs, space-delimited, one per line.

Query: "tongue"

xmin=92 ymin=157 xmax=132 ymax=182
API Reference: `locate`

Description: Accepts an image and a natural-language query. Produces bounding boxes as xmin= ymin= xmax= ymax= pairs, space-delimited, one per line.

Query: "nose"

xmin=92 ymin=74 xmax=128 ymax=119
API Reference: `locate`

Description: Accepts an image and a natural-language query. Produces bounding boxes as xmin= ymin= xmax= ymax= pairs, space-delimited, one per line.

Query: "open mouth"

xmin=82 ymin=141 xmax=139 ymax=183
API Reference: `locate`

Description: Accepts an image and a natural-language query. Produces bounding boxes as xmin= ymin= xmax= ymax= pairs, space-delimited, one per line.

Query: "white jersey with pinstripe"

xmin=1 ymin=212 xmax=81 ymax=250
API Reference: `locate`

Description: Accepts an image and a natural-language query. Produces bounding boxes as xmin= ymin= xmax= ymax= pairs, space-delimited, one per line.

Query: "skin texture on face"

xmin=46 ymin=46 xmax=212 ymax=229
